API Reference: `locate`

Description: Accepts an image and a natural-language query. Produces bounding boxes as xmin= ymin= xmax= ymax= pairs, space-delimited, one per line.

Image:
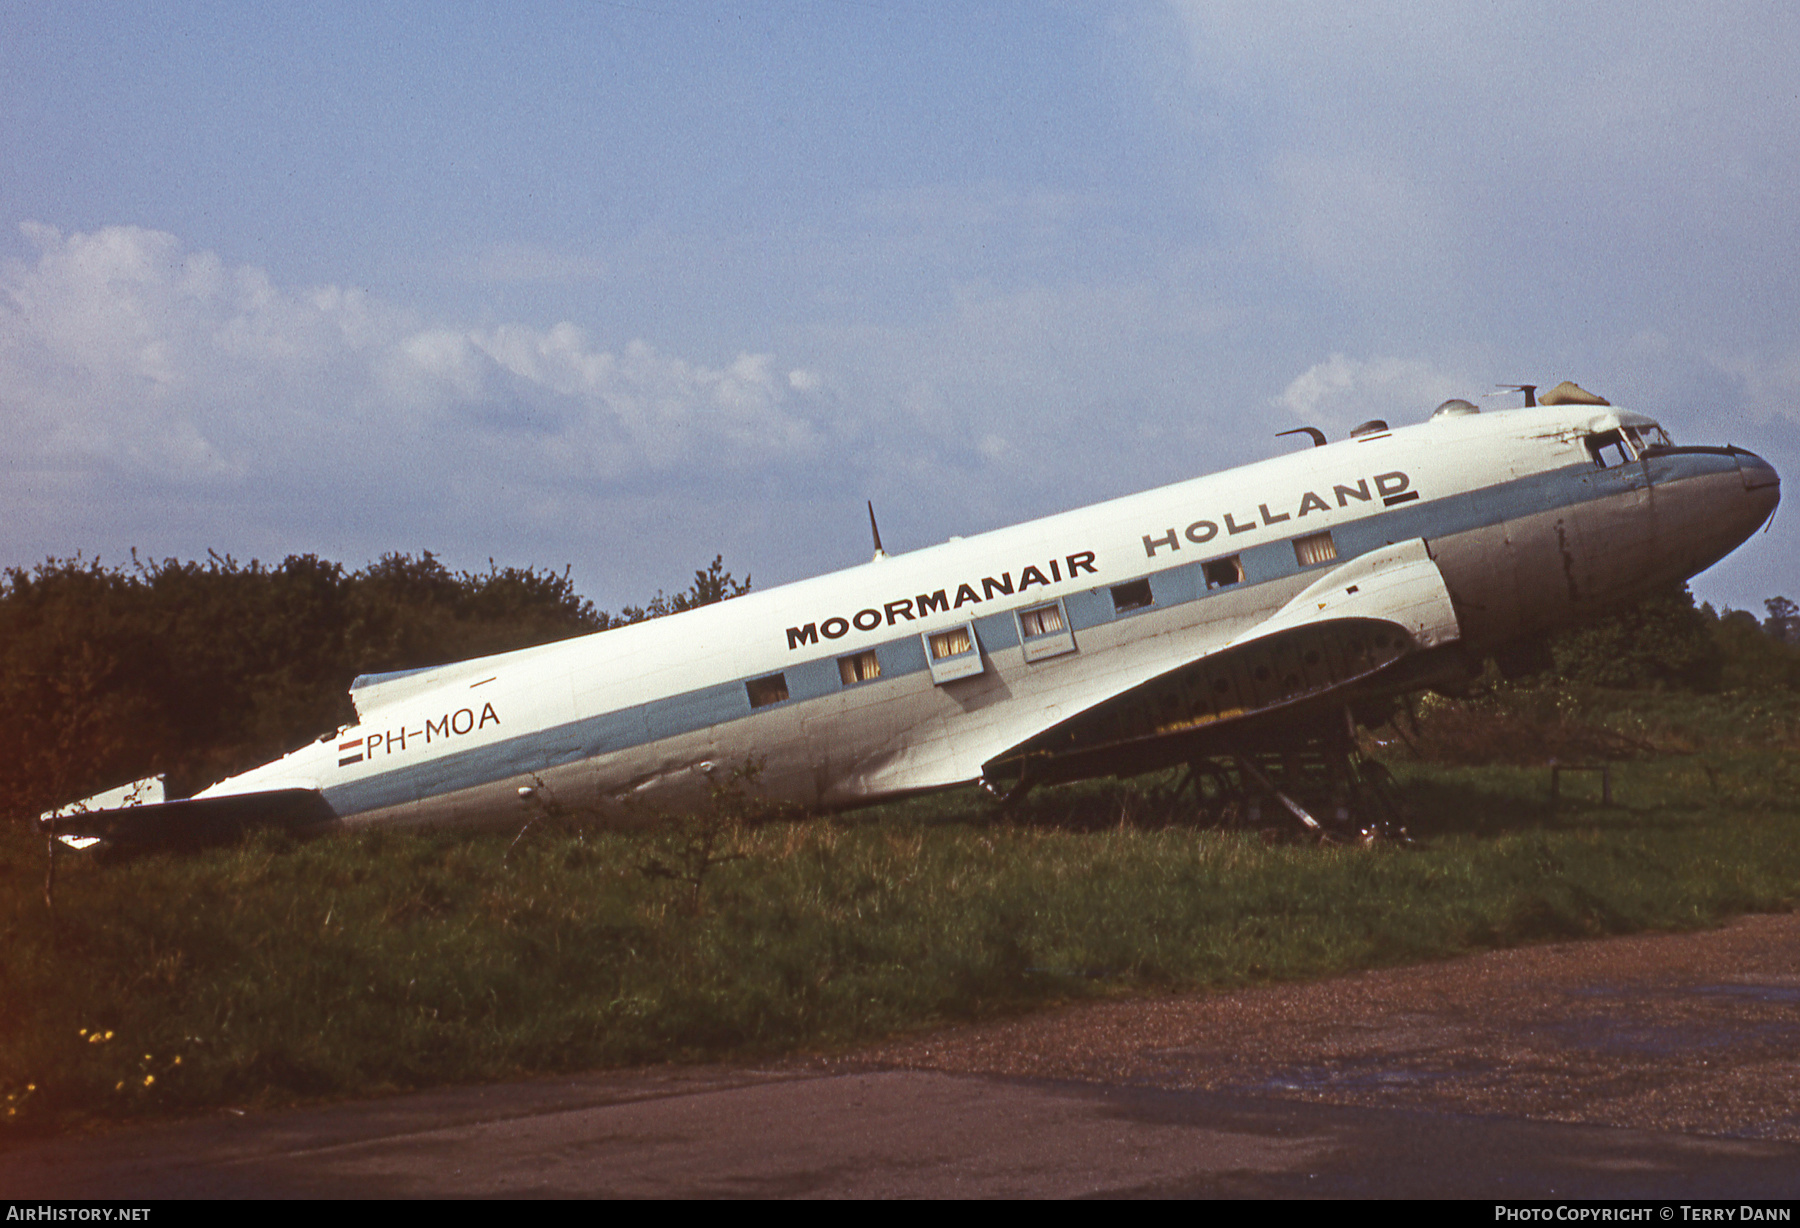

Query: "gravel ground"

xmin=830 ymin=912 xmax=1800 ymax=1140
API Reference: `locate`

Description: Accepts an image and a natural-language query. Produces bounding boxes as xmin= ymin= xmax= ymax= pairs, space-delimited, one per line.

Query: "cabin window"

xmin=1586 ymin=429 xmax=1631 ymax=468
xmin=837 ymin=650 xmax=881 ymax=685
xmin=1204 ymin=556 xmax=1244 ymax=589
xmin=922 ymin=622 xmax=984 ymax=684
xmin=1293 ymin=532 xmax=1337 ymax=567
xmin=1015 ymin=599 xmax=1077 ymax=663
xmin=1111 ymin=579 xmax=1153 ymax=613
xmin=746 ymin=673 xmax=790 ymax=708
xmin=930 ymin=627 xmax=973 ymax=659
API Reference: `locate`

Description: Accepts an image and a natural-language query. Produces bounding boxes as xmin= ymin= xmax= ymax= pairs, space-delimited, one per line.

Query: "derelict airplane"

xmin=47 ymin=381 xmax=1780 ymax=850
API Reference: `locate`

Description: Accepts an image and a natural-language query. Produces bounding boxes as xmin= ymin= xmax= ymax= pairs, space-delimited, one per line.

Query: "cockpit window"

xmin=1587 ymin=429 xmax=1632 ymax=468
xmin=1623 ymin=424 xmax=1673 ymax=454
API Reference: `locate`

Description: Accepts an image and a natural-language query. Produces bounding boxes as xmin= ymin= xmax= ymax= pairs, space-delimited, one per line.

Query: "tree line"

xmin=1542 ymin=584 xmax=1800 ymax=691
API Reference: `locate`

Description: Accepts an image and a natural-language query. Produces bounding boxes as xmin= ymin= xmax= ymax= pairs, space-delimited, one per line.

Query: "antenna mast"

xmin=868 ymin=501 xmax=887 ymax=561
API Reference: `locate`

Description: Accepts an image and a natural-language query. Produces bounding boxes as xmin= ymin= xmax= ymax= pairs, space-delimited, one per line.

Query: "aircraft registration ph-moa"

xmin=45 ymin=381 xmax=1780 ymax=851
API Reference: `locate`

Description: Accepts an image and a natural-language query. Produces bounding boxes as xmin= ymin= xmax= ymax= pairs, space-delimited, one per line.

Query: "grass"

xmin=4 ymin=695 xmax=1800 ymax=1135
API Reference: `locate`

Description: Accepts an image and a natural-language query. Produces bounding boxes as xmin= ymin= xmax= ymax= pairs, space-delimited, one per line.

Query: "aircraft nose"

xmin=1736 ymin=447 xmax=1781 ymax=523
xmin=1737 ymin=447 xmax=1780 ymax=491
xmin=1668 ymin=444 xmax=1781 ymax=579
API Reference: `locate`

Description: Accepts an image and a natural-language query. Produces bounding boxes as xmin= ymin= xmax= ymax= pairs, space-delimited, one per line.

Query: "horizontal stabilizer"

xmin=41 ymin=789 xmax=339 ymax=853
xmin=40 ymin=774 xmax=167 ymax=820
xmin=349 ymin=637 xmax=569 ymax=719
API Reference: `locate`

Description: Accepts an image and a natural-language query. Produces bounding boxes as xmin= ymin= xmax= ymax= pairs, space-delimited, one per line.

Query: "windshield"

xmin=1624 ymin=423 xmax=1674 ymax=452
xmin=1590 ymin=423 xmax=1675 ymax=467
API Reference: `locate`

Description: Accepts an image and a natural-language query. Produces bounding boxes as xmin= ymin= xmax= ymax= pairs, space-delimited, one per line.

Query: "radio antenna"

xmin=868 ymin=501 xmax=887 ymax=561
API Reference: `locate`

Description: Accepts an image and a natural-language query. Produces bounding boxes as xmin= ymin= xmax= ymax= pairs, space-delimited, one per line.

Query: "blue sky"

xmin=4 ymin=1 xmax=1797 ymax=615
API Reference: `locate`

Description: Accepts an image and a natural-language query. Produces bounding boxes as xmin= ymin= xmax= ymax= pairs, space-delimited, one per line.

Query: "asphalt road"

xmin=5 ymin=914 xmax=1800 ymax=1199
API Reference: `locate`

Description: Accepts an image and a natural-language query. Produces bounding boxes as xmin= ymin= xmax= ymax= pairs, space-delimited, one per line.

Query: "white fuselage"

xmin=196 ymin=404 xmax=1779 ymax=828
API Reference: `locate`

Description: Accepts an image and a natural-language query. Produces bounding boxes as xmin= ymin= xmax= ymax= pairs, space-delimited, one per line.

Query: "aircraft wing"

xmin=842 ymin=539 xmax=1460 ymax=796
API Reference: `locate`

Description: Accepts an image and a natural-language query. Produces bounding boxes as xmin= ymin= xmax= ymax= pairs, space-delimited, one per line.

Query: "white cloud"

xmin=1275 ymin=354 xmax=1475 ymax=436
xmin=2 ymin=215 xmax=1262 ymax=593
xmin=0 ymin=223 xmax=831 ymax=584
xmin=1 ymin=223 xmax=824 ymax=471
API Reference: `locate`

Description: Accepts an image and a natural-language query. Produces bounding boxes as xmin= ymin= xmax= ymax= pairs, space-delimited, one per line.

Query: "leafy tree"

xmin=1548 ymin=582 xmax=1723 ymax=690
xmin=1765 ymin=596 xmax=1800 ymax=645
xmin=1709 ymin=602 xmax=1800 ymax=691
xmin=615 ymin=556 xmax=751 ymax=624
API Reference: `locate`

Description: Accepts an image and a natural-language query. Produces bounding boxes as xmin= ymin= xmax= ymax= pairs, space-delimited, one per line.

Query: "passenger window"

xmin=922 ymin=623 xmax=984 ymax=684
xmin=1018 ymin=603 xmax=1065 ymax=638
xmin=1293 ymin=532 xmax=1337 ymax=567
xmin=929 ymin=627 xmax=973 ymax=659
xmin=1016 ymin=599 xmax=1077 ymax=663
xmin=1204 ymin=556 xmax=1244 ymax=589
xmin=746 ymin=674 xmax=790 ymax=708
xmin=1111 ymin=579 xmax=1153 ymax=613
xmin=837 ymin=651 xmax=880 ymax=685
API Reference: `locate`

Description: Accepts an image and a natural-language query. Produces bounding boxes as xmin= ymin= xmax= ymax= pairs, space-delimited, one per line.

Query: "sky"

xmin=3 ymin=0 xmax=1797 ymax=615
